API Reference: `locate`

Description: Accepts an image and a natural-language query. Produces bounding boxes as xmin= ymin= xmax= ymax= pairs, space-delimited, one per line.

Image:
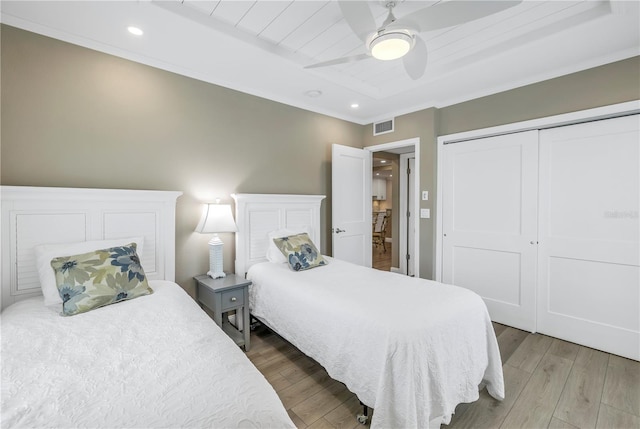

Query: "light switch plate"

xmin=422 ymin=191 xmax=429 ymax=201
xmin=420 ymin=209 xmax=430 ymax=218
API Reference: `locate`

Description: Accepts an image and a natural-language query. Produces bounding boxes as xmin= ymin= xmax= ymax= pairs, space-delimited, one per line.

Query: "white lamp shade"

xmin=195 ymin=203 xmax=238 ymax=234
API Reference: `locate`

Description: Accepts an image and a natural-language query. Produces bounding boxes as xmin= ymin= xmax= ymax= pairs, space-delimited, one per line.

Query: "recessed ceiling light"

xmin=351 ymin=103 xmax=359 ymax=108
xmin=380 ymin=160 xmax=386 ymax=163
xmin=305 ymin=90 xmax=322 ymax=98
xmin=127 ymin=26 xmax=144 ymax=36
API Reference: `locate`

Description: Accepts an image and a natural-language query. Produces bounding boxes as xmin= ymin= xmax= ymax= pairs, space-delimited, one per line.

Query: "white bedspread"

xmin=1 ymin=280 xmax=295 ymax=429
xmin=248 ymin=257 xmax=504 ymax=429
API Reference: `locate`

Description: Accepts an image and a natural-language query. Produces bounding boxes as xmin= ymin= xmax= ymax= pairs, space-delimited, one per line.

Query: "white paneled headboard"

xmin=232 ymin=194 xmax=325 ymax=276
xmin=1 ymin=186 xmax=182 ymax=310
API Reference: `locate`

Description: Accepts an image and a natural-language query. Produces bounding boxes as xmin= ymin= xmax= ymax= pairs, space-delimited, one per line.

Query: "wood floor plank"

xmin=287 ymin=410 xmax=308 ymax=429
xmin=372 ymin=243 xmax=392 ymax=272
xmin=500 ymin=354 xmax=573 ymax=428
xmin=267 ymin=371 xmax=295 ymax=392
xmin=506 ymin=333 xmax=554 ymax=373
xmin=497 ymin=327 xmax=529 ymax=364
xmin=280 ymin=355 xmax=323 ymax=384
xmin=595 ymin=403 xmax=640 ymax=429
xmin=307 ymin=417 xmax=336 ymax=429
xmin=245 ymin=337 xmax=268 ymax=357
xmin=278 ymin=369 xmax=335 ymax=410
xmin=602 ymin=355 xmax=640 ymax=416
xmin=323 ymin=395 xmax=366 ymax=429
xmin=553 ymin=346 xmax=609 ymax=428
xmin=292 ymin=381 xmax=353 ymax=426
xmin=448 ymin=364 xmax=531 ymax=429
xmin=492 ymin=322 xmax=508 ymax=337
xmin=547 ymin=417 xmax=579 ymax=429
xmin=262 ymin=339 xmax=300 ymax=360
xmin=546 ymin=338 xmax=581 ymax=361
xmin=249 ymin=349 xmax=286 ymax=367
xmin=255 ymin=348 xmax=303 ymax=376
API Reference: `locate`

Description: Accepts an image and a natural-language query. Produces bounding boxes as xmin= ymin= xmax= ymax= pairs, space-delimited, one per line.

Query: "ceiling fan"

xmin=305 ymin=0 xmax=522 ymax=80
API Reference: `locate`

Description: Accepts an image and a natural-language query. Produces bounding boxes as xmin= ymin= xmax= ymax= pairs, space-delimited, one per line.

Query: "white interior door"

xmin=537 ymin=115 xmax=639 ymax=360
xmin=332 ymin=144 xmax=372 ymax=267
xmin=442 ymin=131 xmax=539 ymax=332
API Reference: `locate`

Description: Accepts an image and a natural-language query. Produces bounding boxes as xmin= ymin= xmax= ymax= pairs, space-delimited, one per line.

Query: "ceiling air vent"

xmin=373 ymin=118 xmax=394 ymax=136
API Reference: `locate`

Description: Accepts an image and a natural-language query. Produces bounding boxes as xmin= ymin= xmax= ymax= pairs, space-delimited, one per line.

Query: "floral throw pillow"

xmin=50 ymin=243 xmax=153 ymax=316
xmin=272 ymin=233 xmax=327 ymax=272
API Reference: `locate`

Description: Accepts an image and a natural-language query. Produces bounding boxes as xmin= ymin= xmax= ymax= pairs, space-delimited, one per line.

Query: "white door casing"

xmin=399 ymin=154 xmax=416 ymax=276
xmin=366 ymin=138 xmax=420 ymax=277
xmin=536 ymin=115 xmax=639 ymax=360
xmin=408 ymin=157 xmax=416 ymax=277
xmin=332 ymin=144 xmax=372 ymax=267
xmin=442 ymin=130 xmax=539 ymax=332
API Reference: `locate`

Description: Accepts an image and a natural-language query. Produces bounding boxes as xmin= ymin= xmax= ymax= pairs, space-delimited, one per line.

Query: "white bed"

xmin=233 ymin=193 xmax=505 ymax=429
xmin=1 ymin=186 xmax=295 ymax=429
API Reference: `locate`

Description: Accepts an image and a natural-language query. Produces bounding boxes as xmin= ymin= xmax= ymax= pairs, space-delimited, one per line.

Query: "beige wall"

xmin=2 ymin=25 xmax=638 ymax=289
xmin=0 ymin=25 xmax=362 ymax=296
xmin=438 ymin=57 xmax=640 ymax=135
xmin=363 ymin=57 xmax=639 ymax=279
xmin=363 ymin=108 xmax=439 ymax=279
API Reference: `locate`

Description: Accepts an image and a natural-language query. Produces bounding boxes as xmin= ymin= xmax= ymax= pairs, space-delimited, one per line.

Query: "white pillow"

xmin=266 ymin=227 xmax=311 ymax=263
xmin=35 ymin=237 xmax=144 ymax=307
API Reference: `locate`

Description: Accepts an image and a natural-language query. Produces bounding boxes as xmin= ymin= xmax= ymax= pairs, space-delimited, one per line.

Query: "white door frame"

xmin=366 ymin=137 xmax=420 ymax=278
xmin=399 ymin=153 xmax=416 ymax=276
xmin=435 ymin=100 xmax=640 ymax=282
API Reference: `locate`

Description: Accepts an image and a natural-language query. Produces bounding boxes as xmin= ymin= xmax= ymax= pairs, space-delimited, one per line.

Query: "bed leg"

xmin=356 ymin=401 xmax=369 ymax=425
xmin=249 ymin=314 xmax=261 ymax=331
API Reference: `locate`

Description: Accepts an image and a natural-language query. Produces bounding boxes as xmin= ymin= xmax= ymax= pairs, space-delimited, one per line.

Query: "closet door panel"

xmin=442 ymin=130 xmax=539 ymax=332
xmin=538 ymin=115 xmax=639 ymax=360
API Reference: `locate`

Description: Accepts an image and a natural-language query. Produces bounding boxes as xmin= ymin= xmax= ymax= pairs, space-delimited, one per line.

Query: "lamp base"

xmin=207 ymin=270 xmax=226 ymax=279
xmin=207 ymin=235 xmax=226 ymax=279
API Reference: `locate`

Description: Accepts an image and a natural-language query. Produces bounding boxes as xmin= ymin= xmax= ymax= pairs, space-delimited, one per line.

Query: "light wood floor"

xmin=246 ymin=322 xmax=640 ymax=429
xmin=372 ymin=241 xmax=392 ymax=272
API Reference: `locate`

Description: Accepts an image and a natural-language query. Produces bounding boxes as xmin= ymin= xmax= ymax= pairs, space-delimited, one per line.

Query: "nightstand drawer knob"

xmin=230 ymin=297 xmax=237 ymax=302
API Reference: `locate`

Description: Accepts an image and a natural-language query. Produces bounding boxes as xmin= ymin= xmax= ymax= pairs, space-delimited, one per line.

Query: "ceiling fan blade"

xmin=304 ymin=53 xmax=371 ymax=69
xmin=403 ymin=37 xmax=427 ymax=80
xmin=392 ymin=1 xmax=522 ymax=33
xmin=338 ymin=1 xmax=377 ymax=42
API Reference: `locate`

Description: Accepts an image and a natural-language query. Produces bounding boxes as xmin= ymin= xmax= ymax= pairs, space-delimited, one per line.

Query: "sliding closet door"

xmin=442 ymin=131 xmax=538 ymax=331
xmin=537 ymin=115 xmax=639 ymax=360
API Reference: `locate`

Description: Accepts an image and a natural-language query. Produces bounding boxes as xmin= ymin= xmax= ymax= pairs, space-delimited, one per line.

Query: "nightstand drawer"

xmin=220 ymin=288 xmax=244 ymax=311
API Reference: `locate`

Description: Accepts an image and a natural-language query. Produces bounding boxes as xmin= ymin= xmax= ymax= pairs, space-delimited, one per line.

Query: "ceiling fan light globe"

xmin=370 ymin=32 xmax=413 ymax=61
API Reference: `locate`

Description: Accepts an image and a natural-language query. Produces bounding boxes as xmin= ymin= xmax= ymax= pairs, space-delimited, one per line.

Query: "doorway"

xmin=372 ymin=153 xmax=394 ymax=271
xmin=367 ymin=138 xmax=419 ymax=277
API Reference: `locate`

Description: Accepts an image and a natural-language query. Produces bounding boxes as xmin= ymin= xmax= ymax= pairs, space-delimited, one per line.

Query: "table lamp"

xmin=195 ymin=201 xmax=238 ymax=278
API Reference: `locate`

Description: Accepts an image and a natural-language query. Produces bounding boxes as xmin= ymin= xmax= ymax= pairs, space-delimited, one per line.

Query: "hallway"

xmin=372 ymin=243 xmax=392 ymax=272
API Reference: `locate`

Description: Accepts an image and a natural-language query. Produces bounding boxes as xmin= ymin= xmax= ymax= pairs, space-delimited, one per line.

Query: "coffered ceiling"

xmin=1 ymin=1 xmax=638 ymax=124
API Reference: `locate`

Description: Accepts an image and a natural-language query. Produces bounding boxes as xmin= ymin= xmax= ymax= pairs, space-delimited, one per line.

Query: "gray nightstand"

xmin=194 ymin=274 xmax=251 ymax=351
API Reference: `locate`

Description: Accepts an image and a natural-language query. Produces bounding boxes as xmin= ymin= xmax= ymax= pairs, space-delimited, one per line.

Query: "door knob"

xmin=334 ymin=228 xmax=345 ymax=234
